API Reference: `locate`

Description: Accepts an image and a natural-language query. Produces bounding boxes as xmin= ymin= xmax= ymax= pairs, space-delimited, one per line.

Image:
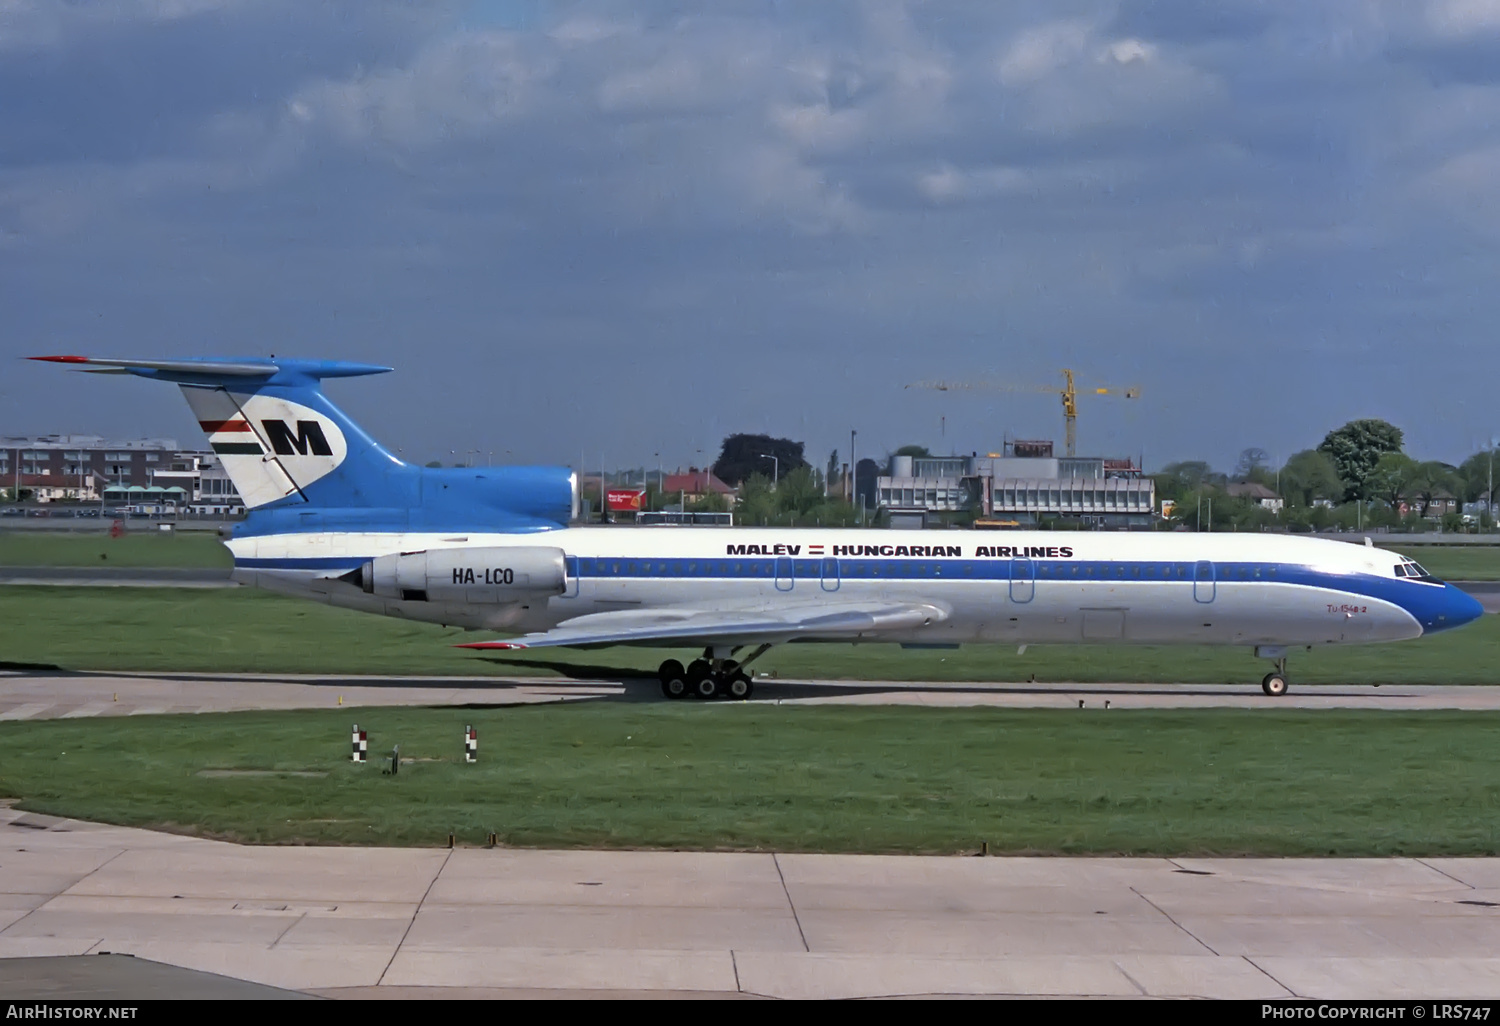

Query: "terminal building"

xmin=876 ymin=440 xmax=1155 ymax=529
xmin=2 ymin=435 xmax=243 ymax=515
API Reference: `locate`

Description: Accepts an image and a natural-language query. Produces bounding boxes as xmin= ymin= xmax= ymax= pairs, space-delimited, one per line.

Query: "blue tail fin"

xmin=29 ymin=356 xmax=577 ymax=532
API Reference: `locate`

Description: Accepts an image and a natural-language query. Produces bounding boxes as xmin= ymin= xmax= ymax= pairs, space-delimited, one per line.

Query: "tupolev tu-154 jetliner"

xmin=32 ymin=355 xmax=1484 ymax=700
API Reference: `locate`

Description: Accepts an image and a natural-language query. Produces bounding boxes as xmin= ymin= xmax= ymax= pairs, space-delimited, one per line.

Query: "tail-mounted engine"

xmin=360 ymin=546 xmax=567 ymax=603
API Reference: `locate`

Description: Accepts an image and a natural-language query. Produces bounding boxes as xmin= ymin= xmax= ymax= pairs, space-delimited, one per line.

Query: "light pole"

xmin=850 ymin=429 xmax=857 ymax=511
xmin=1488 ymin=440 xmax=1495 ymax=532
xmin=758 ymin=453 xmax=779 ymax=488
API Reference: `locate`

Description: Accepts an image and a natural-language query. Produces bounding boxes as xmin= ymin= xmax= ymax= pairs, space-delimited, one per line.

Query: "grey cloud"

xmin=0 ymin=1 xmax=441 ymax=167
xmin=4 ymin=1 xmax=1500 ymax=470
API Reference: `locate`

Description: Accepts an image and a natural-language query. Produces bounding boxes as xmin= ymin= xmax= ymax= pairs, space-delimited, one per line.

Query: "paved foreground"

xmin=3 ymin=808 xmax=1500 ymax=999
xmin=7 ymin=670 xmax=1500 ymax=717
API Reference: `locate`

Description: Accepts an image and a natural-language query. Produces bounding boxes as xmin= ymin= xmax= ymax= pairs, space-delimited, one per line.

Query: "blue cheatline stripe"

xmin=237 ymin=554 xmax=1398 ymax=595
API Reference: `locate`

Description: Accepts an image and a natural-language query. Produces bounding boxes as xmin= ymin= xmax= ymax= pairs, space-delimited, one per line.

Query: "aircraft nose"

xmin=1423 ymin=584 xmax=1486 ymax=635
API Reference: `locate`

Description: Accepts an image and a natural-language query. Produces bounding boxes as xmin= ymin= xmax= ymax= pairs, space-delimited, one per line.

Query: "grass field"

xmin=0 ymin=531 xmax=231 ymax=568
xmin=0 ymin=585 xmax=1496 ymax=683
xmin=1 ymin=705 xmax=1498 ymax=855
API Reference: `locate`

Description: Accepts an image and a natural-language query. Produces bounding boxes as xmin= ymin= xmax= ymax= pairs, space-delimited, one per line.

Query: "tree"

xmin=1411 ymin=461 xmax=1461 ymax=518
xmin=825 ymin=449 xmax=839 ymax=495
xmin=1152 ymin=461 xmax=1217 ymax=502
xmin=1233 ymin=448 xmax=1269 ymax=480
xmin=776 ymin=465 xmax=824 ymax=514
xmin=1457 ymin=448 xmax=1498 ymax=505
xmin=712 ymin=434 xmax=808 ymax=487
xmin=687 ymin=491 xmax=729 ymax=514
xmin=1318 ymin=419 xmax=1403 ymax=502
xmin=894 ymin=444 xmax=931 ymax=458
xmin=734 ymin=473 xmax=778 ymax=525
xmin=1367 ymin=452 xmax=1418 ymax=511
xmin=1278 ymin=450 xmax=1342 ymax=508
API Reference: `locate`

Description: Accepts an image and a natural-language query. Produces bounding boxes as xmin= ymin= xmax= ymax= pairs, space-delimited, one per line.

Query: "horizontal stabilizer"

xmin=27 ymin=355 xmax=392 ymax=383
xmin=29 ymin=355 xmax=279 ymax=376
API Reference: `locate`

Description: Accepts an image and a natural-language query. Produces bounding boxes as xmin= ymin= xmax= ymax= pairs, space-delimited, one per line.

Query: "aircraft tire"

xmin=661 ymin=676 xmax=688 ymax=700
xmin=658 ymin=659 xmax=685 ymax=685
xmin=1261 ymin=673 xmax=1289 ymax=697
xmin=727 ymin=673 xmax=753 ymax=701
xmin=694 ymin=674 xmax=720 ymax=700
xmin=686 ymin=660 xmax=712 ymax=700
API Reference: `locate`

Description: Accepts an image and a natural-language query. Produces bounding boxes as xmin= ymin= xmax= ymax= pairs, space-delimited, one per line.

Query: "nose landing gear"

xmin=1257 ymin=649 xmax=1290 ymax=697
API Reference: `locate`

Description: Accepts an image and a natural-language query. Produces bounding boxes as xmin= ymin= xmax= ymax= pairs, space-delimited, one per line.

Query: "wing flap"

xmin=457 ymin=601 xmax=950 ymax=650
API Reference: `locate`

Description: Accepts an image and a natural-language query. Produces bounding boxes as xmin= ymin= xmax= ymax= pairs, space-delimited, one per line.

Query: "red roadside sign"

xmin=606 ymin=488 xmax=646 ymax=512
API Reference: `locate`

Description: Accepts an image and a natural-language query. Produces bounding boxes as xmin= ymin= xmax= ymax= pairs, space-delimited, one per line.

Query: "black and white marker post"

xmin=352 ymin=725 xmax=367 ymax=763
xmin=465 ymin=725 xmax=477 ymax=764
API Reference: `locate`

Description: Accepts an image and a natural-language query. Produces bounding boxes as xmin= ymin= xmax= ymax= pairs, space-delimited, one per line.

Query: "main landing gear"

xmin=659 ymin=644 xmax=770 ymax=701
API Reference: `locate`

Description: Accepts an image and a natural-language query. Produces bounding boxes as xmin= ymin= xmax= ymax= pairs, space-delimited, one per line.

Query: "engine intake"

xmin=360 ymin=546 xmax=567 ymax=603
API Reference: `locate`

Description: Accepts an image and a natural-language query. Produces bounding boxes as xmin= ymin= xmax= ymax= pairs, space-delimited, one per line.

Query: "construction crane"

xmin=905 ymin=369 xmax=1141 ymax=458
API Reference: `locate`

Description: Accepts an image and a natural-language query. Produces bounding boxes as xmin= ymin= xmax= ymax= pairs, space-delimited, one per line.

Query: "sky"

xmin=3 ymin=0 xmax=1500 ymax=474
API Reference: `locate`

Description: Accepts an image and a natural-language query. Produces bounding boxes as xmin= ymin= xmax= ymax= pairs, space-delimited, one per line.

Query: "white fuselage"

xmin=226 ymin=527 xmax=1468 ymax=649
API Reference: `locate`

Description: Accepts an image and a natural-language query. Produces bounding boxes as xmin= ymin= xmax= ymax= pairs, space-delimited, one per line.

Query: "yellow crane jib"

xmin=904 ymin=369 xmax=1141 ymax=457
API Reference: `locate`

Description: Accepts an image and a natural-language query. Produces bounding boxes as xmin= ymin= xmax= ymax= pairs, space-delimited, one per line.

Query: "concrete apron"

xmin=3 ymin=809 xmax=1500 ymax=999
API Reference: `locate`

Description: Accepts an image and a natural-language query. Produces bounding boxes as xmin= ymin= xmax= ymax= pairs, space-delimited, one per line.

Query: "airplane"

xmin=30 ymin=355 xmax=1486 ymax=699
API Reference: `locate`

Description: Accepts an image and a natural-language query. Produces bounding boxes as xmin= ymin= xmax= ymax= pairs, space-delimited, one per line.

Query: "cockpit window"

xmin=1394 ymin=564 xmax=1408 ymax=577
xmin=1397 ymin=560 xmax=1434 ymax=580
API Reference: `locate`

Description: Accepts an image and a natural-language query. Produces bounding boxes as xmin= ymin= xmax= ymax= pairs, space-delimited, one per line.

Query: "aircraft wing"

xmin=456 ymin=600 xmax=951 ymax=650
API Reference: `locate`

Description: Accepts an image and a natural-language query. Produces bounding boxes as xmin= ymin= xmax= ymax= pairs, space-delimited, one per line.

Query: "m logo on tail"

xmin=182 ymin=388 xmax=350 ymax=508
xmin=263 ymin=419 xmax=334 ymax=457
